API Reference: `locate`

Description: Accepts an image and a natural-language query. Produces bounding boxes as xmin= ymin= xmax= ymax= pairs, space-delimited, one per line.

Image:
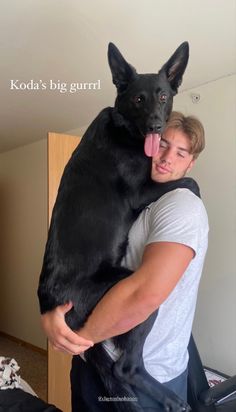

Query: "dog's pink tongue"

xmin=144 ymin=133 xmax=161 ymax=157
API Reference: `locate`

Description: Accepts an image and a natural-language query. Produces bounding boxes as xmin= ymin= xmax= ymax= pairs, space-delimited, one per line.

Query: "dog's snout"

xmin=147 ymin=123 xmax=162 ymax=133
xmin=147 ymin=114 xmax=162 ymax=134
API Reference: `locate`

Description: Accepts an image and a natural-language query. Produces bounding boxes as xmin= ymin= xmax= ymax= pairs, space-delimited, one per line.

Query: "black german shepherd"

xmin=38 ymin=43 xmax=198 ymax=411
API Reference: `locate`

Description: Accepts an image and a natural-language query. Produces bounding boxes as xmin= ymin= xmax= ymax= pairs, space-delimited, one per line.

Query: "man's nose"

xmin=161 ymin=148 xmax=173 ymax=164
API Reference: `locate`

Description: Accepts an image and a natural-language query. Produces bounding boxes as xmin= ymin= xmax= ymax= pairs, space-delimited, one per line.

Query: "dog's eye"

xmin=160 ymin=93 xmax=167 ymax=102
xmin=133 ymin=95 xmax=144 ymax=104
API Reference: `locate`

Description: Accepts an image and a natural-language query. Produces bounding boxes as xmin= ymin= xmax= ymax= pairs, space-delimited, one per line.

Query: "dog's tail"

xmin=85 ymin=344 xmax=142 ymax=412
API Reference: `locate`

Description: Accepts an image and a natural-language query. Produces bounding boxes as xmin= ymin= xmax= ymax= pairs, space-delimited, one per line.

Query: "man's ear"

xmin=160 ymin=42 xmax=189 ymax=95
xmin=108 ymin=43 xmax=137 ymax=92
xmin=187 ymin=159 xmax=195 ymax=173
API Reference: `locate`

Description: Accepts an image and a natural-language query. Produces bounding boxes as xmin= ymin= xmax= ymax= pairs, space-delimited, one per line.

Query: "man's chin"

xmin=152 ymin=172 xmax=186 ymax=183
xmin=152 ymin=173 xmax=172 ymax=183
xmin=153 ymin=178 xmax=172 ymax=184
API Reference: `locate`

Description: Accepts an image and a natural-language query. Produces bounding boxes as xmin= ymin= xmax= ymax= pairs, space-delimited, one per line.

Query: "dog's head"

xmin=108 ymin=42 xmax=189 ymax=156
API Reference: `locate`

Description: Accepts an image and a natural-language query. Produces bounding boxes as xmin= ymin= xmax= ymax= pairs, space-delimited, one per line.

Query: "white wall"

xmin=68 ymin=75 xmax=236 ymax=374
xmin=174 ymin=74 xmax=236 ymax=375
xmin=0 ymin=75 xmax=235 ymax=372
xmin=0 ymin=139 xmax=47 ymax=349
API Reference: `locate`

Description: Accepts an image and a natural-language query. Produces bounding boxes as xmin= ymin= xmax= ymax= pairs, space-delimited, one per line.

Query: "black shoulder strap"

xmin=157 ymin=177 xmax=201 ymax=199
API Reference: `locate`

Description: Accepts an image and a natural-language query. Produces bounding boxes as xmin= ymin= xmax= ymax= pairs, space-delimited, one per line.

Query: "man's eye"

xmin=160 ymin=140 xmax=168 ymax=148
xmin=178 ymin=152 xmax=185 ymax=158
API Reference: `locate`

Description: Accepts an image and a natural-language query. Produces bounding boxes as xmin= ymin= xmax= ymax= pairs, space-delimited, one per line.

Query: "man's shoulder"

xmin=149 ymin=188 xmax=207 ymax=220
xmin=145 ymin=188 xmax=208 ymax=247
xmin=153 ymin=187 xmax=202 ymax=204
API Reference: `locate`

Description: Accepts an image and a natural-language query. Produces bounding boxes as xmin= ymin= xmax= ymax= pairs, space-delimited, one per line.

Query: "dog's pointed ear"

xmin=108 ymin=43 xmax=137 ymax=92
xmin=160 ymin=42 xmax=189 ymax=94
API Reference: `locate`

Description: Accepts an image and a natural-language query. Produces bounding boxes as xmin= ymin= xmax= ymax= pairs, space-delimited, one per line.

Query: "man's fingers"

xmin=63 ymin=328 xmax=93 ymax=347
xmin=57 ymin=302 xmax=73 ymax=316
xmin=52 ymin=339 xmax=91 ymax=355
xmin=51 ymin=326 xmax=94 ymax=355
xmin=55 ymin=345 xmax=90 ymax=356
xmin=40 ymin=304 xmax=94 ymax=356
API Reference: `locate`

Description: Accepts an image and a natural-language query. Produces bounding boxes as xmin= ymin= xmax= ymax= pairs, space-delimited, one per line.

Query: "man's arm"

xmin=41 ymin=241 xmax=194 ymax=354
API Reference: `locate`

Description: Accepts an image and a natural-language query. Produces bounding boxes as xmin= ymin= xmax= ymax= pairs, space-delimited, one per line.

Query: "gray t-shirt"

xmin=103 ymin=188 xmax=209 ymax=383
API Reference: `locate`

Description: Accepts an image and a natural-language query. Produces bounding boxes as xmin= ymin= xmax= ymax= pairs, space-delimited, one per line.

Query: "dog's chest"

xmin=115 ymin=150 xmax=151 ymax=188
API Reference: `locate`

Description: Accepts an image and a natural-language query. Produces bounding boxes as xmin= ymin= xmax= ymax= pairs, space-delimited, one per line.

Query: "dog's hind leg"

xmin=113 ymin=319 xmax=190 ymax=412
xmin=123 ymin=370 xmax=190 ymax=412
xmin=86 ymin=309 xmax=187 ymax=411
xmin=85 ymin=344 xmax=143 ymax=412
xmin=90 ymin=344 xmax=186 ymax=412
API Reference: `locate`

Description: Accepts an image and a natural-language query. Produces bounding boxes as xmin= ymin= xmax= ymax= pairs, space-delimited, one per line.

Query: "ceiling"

xmin=0 ymin=0 xmax=235 ymax=153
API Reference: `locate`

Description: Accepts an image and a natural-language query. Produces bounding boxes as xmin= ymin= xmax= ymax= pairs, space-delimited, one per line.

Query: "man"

xmin=41 ymin=112 xmax=208 ymax=410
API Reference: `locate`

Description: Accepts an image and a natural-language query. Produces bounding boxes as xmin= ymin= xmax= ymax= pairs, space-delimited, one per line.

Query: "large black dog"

xmin=38 ymin=43 xmax=199 ymax=411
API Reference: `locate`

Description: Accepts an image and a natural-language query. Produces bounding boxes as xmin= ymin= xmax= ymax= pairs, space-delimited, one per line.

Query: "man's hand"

xmin=40 ymin=302 xmax=94 ymax=355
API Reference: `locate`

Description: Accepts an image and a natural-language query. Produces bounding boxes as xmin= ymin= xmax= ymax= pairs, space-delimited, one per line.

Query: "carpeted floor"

xmin=0 ymin=334 xmax=47 ymax=401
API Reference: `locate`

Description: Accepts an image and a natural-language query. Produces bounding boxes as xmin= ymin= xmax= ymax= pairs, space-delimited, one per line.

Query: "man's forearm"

xmin=77 ymin=242 xmax=193 ymax=344
xmin=41 ymin=243 xmax=192 ymax=355
xmin=77 ymin=271 xmax=155 ymax=343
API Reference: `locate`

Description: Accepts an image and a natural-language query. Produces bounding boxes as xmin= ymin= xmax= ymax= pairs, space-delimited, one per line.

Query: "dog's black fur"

xmin=38 ymin=43 xmax=199 ymax=411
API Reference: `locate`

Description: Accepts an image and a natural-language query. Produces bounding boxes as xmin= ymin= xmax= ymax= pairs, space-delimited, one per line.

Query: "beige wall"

xmin=0 ymin=139 xmax=47 ymax=349
xmin=174 ymin=74 xmax=236 ymax=375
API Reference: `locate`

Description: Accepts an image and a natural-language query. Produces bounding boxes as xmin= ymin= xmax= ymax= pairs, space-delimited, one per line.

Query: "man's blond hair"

xmin=165 ymin=111 xmax=205 ymax=159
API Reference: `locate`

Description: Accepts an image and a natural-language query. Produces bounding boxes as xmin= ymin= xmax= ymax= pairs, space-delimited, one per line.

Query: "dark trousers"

xmin=71 ymin=356 xmax=188 ymax=412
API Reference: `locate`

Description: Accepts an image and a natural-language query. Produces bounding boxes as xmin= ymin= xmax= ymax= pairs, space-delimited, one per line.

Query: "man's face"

xmin=151 ymin=127 xmax=195 ymax=183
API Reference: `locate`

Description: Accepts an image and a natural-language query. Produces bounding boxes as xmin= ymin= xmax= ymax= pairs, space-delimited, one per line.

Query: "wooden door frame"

xmin=47 ymin=132 xmax=81 ymax=412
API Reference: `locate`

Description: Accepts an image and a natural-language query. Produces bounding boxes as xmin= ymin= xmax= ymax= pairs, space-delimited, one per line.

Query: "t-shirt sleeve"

xmin=146 ymin=190 xmax=208 ymax=255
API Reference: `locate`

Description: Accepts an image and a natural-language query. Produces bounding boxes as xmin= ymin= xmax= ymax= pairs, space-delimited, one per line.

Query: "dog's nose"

xmin=147 ymin=114 xmax=162 ymax=133
xmin=147 ymin=123 xmax=162 ymax=133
